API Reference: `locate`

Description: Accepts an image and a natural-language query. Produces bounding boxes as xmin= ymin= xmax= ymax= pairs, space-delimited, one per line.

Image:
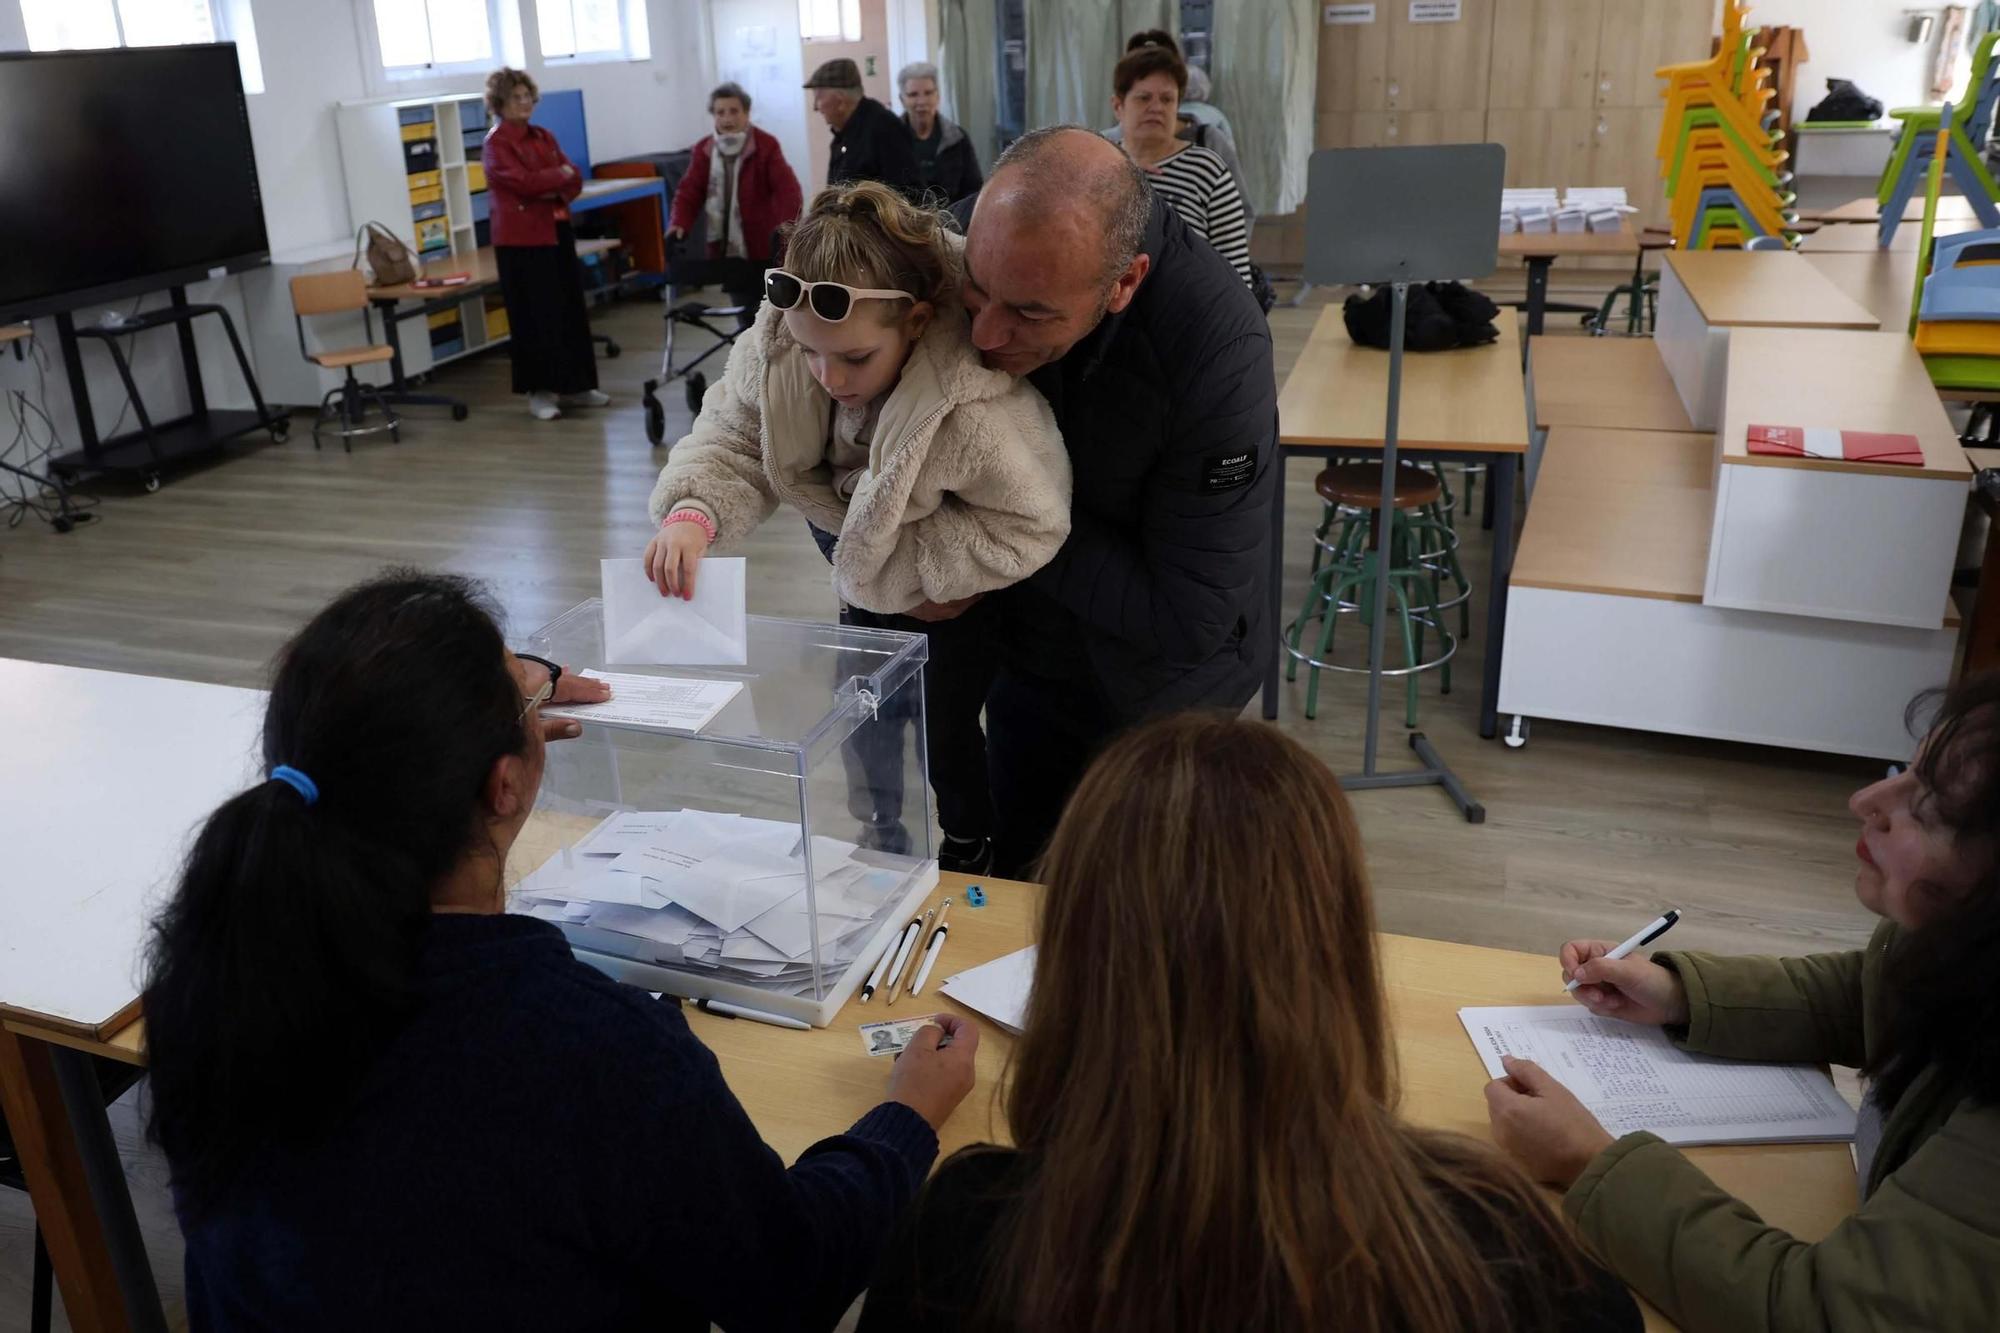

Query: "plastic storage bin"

xmin=511 ymin=601 xmax=939 ymax=1026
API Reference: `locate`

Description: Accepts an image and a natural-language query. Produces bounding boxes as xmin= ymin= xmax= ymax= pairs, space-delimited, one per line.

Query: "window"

xmin=799 ymin=0 xmax=861 ymax=42
xmin=19 ymin=0 xmax=263 ymax=95
xmin=536 ymin=0 xmax=626 ymax=59
xmin=372 ymin=0 xmax=495 ymax=71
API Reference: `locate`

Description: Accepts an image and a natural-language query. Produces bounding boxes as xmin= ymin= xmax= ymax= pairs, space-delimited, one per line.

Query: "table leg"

xmin=372 ymin=299 xmax=467 ymax=417
xmin=1264 ymin=451 xmax=1286 ymax=720
xmin=1523 ymin=256 xmax=1552 ymax=340
xmin=0 ymin=1029 xmax=164 ymax=1333
xmin=1479 ymin=454 xmax=1518 ymax=740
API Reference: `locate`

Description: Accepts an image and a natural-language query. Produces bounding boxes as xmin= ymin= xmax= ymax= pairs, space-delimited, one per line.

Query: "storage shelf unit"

xmin=336 ymin=93 xmax=503 ymax=379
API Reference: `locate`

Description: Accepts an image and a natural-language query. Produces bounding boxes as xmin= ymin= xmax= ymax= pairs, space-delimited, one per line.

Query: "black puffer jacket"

xmin=965 ymin=192 xmax=1277 ymax=722
xmin=829 ymin=96 xmax=923 ymax=199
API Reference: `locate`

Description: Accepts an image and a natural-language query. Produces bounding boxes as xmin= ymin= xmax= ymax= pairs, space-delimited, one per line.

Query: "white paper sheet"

xmin=939 ymin=945 xmax=1036 ymax=1035
xmin=542 ymin=672 xmax=743 ymax=734
xmin=600 ymin=556 xmax=748 ymax=666
xmin=1459 ymin=1006 xmax=1859 ymax=1147
xmin=583 ymin=903 xmax=706 ymax=946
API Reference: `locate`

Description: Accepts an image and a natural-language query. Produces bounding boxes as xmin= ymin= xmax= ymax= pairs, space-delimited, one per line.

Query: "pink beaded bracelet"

xmin=662 ymin=509 xmax=716 ymax=544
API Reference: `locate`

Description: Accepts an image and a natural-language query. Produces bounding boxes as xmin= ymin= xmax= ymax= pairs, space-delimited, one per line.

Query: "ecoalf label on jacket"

xmin=1201 ymin=450 xmax=1256 ymax=494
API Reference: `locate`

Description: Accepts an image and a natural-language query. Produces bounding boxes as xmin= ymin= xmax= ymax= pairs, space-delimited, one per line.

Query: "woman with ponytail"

xmin=144 ymin=569 xmax=977 ymax=1332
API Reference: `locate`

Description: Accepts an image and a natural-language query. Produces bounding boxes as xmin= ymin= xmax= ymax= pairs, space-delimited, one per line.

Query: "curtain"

xmin=1211 ymin=0 xmax=1316 ymax=217
xmin=1025 ymin=0 xmax=1175 ymax=133
xmin=939 ymin=0 xmax=999 ymax=171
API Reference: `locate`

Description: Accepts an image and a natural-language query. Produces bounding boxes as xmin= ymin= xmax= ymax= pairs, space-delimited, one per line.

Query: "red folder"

xmin=1746 ymin=424 xmax=1923 ymax=467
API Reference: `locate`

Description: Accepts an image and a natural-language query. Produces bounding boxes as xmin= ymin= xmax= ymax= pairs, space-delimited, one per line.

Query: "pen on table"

xmin=696 ymin=997 xmax=811 ymax=1030
xmin=907 ymin=898 xmax=954 ymax=996
xmin=1564 ymin=908 xmax=1682 ymax=993
xmin=862 ymin=914 xmax=921 ymax=1003
xmin=886 ymin=904 xmax=938 ymax=1006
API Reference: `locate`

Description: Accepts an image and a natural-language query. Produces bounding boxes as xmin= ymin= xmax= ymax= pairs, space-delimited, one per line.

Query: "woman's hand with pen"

xmin=886 ymin=1014 xmax=980 ymax=1132
xmin=1561 ymin=939 xmax=1691 ymax=1026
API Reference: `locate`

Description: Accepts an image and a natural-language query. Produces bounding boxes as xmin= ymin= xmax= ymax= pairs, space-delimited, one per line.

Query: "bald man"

xmin=947 ymin=126 xmax=1276 ymax=877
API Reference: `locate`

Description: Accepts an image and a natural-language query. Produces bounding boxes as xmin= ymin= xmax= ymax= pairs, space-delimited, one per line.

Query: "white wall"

xmin=1 ymin=0 xmax=719 ymax=444
xmin=1738 ymin=1 xmax=1958 ymax=118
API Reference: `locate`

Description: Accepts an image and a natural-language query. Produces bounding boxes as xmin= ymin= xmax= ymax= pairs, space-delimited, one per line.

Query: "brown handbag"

xmin=353 ymin=222 xmax=416 ymax=286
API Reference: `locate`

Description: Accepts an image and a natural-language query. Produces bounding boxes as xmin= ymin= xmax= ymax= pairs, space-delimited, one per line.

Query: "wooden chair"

xmin=289 ymin=271 xmax=400 ymax=452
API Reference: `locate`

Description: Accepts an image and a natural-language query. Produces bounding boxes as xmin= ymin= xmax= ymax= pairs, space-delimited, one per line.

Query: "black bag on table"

xmin=1806 ymin=79 xmax=1884 ymax=123
xmin=1342 ymin=281 xmax=1497 ymax=352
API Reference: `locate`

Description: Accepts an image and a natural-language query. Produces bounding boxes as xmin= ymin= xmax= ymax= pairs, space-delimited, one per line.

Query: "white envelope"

xmin=601 ymin=556 xmax=748 ymax=666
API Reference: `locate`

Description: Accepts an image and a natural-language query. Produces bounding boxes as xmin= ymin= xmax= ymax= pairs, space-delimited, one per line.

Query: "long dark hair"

xmin=143 ymin=571 xmax=528 ymax=1216
xmin=993 ymin=714 xmax=1590 ymax=1332
xmin=1868 ymin=675 xmax=2000 ymax=1109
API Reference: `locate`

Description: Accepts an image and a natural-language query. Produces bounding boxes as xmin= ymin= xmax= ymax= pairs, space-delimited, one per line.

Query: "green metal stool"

xmin=1285 ymin=463 xmax=1458 ymax=724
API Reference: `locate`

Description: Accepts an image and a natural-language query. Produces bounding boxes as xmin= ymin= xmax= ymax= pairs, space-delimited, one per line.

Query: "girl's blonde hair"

xmin=778 ymin=181 xmax=959 ymax=320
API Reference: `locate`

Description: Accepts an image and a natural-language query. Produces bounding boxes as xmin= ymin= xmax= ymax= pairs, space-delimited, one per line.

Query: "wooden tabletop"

xmin=1498 ymin=220 xmax=1641 ymax=259
xmin=1530 ymin=336 xmax=1695 ymax=432
xmin=1278 ymin=306 xmax=1528 ymax=453
xmin=1665 ymin=251 xmax=1882 ymax=330
xmin=1720 ymin=328 xmax=1970 ymax=479
xmin=367 ymin=238 xmax=622 ymax=302
xmin=1512 ymin=428 xmax=1716 ymax=602
xmin=1801 ymin=250 xmax=1921 ymax=331
xmin=17 ymin=852 xmax=1855 ymax=1331
xmin=1801 ymin=219 xmax=1980 ymax=253
xmin=0 ymin=323 xmax=30 ymax=346
xmin=1809 ymin=193 xmax=1986 ymax=224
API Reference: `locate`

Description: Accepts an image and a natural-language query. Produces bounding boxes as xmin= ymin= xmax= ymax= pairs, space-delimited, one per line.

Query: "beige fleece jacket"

xmin=648 ymin=294 xmax=1071 ymax=615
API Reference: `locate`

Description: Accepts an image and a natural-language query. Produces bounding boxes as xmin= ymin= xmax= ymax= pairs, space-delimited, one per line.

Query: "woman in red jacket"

xmin=482 ymin=68 xmax=605 ymax=421
xmin=668 ymin=82 xmax=804 ymax=319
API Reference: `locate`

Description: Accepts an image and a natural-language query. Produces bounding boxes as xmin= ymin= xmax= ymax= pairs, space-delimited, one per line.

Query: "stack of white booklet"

xmin=512 ymin=809 xmax=913 ymax=995
xmin=1460 ymin=1006 xmax=1858 ymax=1146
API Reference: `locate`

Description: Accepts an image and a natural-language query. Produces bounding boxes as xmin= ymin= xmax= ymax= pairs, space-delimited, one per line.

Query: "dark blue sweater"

xmin=178 ymin=913 xmax=938 ymax=1332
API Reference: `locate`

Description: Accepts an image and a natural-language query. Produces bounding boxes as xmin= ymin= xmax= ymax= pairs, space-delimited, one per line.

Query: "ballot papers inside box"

xmin=510 ymin=601 xmax=940 ymax=1026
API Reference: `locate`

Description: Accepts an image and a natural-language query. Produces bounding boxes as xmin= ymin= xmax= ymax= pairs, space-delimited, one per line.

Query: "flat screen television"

xmin=0 ymin=44 xmax=269 ymax=323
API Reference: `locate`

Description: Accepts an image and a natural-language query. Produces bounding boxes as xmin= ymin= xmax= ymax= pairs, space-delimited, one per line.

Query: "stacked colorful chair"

xmin=1875 ymin=32 xmax=2000 ymax=247
xmin=1656 ymin=0 xmax=1798 ymax=250
xmin=1915 ymin=223 xmax=2000 ymax=392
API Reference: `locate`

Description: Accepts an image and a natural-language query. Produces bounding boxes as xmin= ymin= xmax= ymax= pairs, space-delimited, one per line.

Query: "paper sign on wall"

xmin=1410 ymin=0 xmax=1462 ymax=21
xmin=1325 ymin=2 xmax=1376 ymax=22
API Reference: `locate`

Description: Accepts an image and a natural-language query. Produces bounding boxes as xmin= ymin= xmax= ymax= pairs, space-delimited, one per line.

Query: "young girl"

xmin=644 ymin=181 xmax=1071 ymax=874
xmin=859 ymin=714 xmax=1639 ymax=1333
xmin=1488 ymin=677 xmax=2000 ymax=1331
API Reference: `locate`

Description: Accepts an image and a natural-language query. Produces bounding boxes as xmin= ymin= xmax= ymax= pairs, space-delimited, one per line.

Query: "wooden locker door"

xmin=1386 ymin=0 xmax=1496 ymax=112
xmin=1484 ymin=107 xmax=1596 ymax=187
xmin=1596 ymin=0 xmax=1715 ymax=109
xmin=1316 ymin=112 xmax=1361 ymax=149
xmin=1590 ymin=105 xmax=1671 ymax=228
xmin=1319 ymin=10 xmax=1391 ymax=113
xmin=1487 ymin=0 xmax=1601 ymax=111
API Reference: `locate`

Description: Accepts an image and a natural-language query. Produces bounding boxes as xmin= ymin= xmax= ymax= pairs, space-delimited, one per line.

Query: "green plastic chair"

xmin=1877 ymin=32 xmax=2000 ymax=204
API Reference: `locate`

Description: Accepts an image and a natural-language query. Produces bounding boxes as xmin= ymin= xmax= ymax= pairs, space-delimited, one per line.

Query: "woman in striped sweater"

xmin=1109 ymin=37 xmax=1251 ymax=289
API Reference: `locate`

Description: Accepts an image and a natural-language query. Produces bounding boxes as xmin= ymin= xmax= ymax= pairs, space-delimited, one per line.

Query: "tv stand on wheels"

xmin=48 ymin=285 xmax=289 ymax=491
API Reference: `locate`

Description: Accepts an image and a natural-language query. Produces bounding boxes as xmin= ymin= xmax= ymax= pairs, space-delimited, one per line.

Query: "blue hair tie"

xmin=269 ymin=765 xmax=319 ymax=807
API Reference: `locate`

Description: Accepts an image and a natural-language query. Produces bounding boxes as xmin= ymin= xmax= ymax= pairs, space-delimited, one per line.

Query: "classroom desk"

xmin=1654 ymin=250 xmax=1881 ymax=431
xmin=364 ymin=238 xmax=622 ymax=418
xmin=1801 ymin=248 xmax=1922 ymax=330
xmin=1527 ymin=336 xmax=1694 ymax=433
xmin=1271 ymin=308 xmax=1528 ymax=738
xmin=1497 ymin=223 xmax=1641 ymax=338
xmin=1801 ymin=218 xmax=1980 ymax=252
xmin=3 ymin=841 xmax=1857 ymax=1333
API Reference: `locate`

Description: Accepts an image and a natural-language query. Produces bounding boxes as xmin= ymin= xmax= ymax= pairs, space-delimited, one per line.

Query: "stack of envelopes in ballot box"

xmin=509 ymin=601 xmax=940 ymax=1026
xmin=1657 ymin=0 xmax=1798 ymax=251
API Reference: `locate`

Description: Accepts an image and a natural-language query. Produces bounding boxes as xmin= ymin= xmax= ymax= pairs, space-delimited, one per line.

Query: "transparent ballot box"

xmin=513 ymin=601 xmax=939 ymax=1026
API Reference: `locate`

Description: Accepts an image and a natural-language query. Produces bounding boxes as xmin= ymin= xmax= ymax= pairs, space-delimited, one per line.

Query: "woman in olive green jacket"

xmin=1486 ymin=677 xmax=2000 ymax=1333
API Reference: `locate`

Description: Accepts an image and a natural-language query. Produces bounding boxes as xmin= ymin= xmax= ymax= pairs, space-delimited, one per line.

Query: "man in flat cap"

xmin=804 ymin=57 xmax=922 ymax=199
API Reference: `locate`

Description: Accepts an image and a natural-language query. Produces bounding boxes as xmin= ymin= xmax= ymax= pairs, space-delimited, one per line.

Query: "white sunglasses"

xmin=765 ymin=269 xmax=915 ymax=323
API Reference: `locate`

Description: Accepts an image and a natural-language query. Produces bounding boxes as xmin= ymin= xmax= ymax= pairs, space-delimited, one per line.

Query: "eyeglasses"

xmin=516 ymin=653 xmax=562 ymax=723
xmin=764 ymin=269 xmax=914 ymax=323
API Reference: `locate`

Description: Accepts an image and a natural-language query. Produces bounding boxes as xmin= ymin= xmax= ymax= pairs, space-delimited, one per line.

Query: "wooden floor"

xmin=0 ymin=270 xmax=1889 ymax=1329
